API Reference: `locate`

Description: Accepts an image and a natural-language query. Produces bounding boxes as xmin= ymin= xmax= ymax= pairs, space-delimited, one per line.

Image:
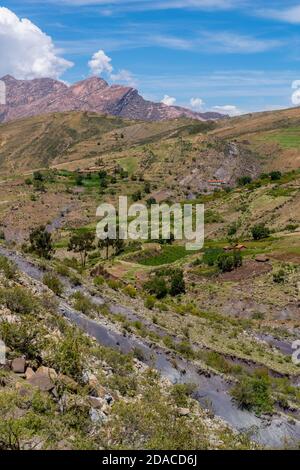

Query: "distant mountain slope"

xmin=0 ymin=75 xmax=223 ymax=123
xmin=0 ymin=111 xmax=204 ymax=173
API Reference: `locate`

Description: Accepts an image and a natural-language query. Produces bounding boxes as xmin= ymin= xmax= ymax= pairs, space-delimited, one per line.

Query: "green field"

xmin=138 ymin=245 xmax=190 ymax=266
xmin=262 ymin=127 xmax=300 ymax=149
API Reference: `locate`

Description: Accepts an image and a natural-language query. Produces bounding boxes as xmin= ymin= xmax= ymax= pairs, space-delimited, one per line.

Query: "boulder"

xmin=11 ymin=357 xmax=26 ymax=373
xmin=36 ymin=366 xmax=57 ymax=381
xmin=177 ymin=407 xmax=190 ymax=416
xmin=88 ymin=396 xmax=105 ymax=409
xmin=25 ymin=367 xmax=35 ymax=380
xmin=255 ymin=255 xmax=269 ymax=263
xmin=89 ymin=408 xmax=107 ymax=424
xmin=27 ymin=372 xmax=55 ymax=392
xmin=58 ymin=374 xmax=78 ymax=392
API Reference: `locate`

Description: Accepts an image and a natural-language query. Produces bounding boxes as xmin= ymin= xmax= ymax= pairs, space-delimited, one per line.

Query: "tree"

xmin=68 ymin=232 xmax=95 ymax=267
xmin=251 ymin=224 xmax=270 ymax=240
xmin=146 ymin=197 xmax=157 ymax=208
xmin=217 ymin=251 xmax=242 ymax=273
xmin=169 ymin=269 xmax=185 ymax=296
xmin=270 ymin=170 xmax=282 ymax=181
xmin=29 ymin=226 xmax=54 ymax=259
xmin=237 ymin=176 xmax=252 ymax=186
xmin=144 ymin=277 xmax=168 ymax=299
xmin=144 ymin=182 xmax=151 ymax=194
xmin=132 ymin=190 xmax=142 ymax=202
xmin=98 ymin=236 xmax=115 ymax=260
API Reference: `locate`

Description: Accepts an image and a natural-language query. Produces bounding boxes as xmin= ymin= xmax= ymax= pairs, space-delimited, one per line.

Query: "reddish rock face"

xmin=0 ymin=75 xmax=223 ymax=123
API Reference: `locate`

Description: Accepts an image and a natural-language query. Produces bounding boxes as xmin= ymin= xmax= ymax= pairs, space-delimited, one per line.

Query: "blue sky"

xmin=1 ymin=0 xmax=300 ymax=114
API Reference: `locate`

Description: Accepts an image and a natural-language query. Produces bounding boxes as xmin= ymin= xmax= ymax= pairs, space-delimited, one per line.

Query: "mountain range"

xmin=0 ymin=75 xmax=224 ymax=124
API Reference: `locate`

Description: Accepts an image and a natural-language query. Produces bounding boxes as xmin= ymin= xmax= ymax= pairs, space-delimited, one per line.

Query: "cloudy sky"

xmin=1 ymin=0 xmax=300 ymax=115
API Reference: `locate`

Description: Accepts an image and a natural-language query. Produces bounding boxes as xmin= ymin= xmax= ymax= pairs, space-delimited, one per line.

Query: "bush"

xmin=43 ymin=273 xmax=64 ymax=296
xmin=0 ymin=255 xmax=17 ymax=280
xmin=0 ymin=317 xmax=45 ymax=360
xmin=123 ymin=285 xmax=137 ymax=298
xmin=71 ymin=292 xmax=94 ymax=316
xmin=202 ymin=248 xmax=223 ymax=266
xmin=273 ymin=269 xmax=285 ymax=284
xmin=53 ymin=329 xmax=85 ymax=380
xmin=270 ymin=171 xmax=282 ymax=181
xmin=29 ymin=226 xmax=54 ymax=259
xmin=144 ymin=277 xmax=168 ymax=299
xmin=169 ymin=269 xmax=185 ymax=296
xmin=0 ymin=287 xmax=37 ymax=314
xmin=217 ymin=251 xmax=242 ymax=273
xmin=231 ymin=373 xmax=273 ymax=415
xmin=237 ymin=176 xmax=252 ymax=186
xmin=93 ymin=275 xmax=104 ymax=287
xmin=144 ymin=295 xmax=156 ymax=309
xmin=251 ymin=224 xmax=270 ymax=240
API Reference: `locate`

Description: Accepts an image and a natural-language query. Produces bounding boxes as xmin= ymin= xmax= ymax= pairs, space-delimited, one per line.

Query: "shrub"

xmin=170 ymin=383 xmax=196 ymax=407
xmin=217 ymin=251 xmax=242 ymax=273
xmin=0 ymin=287 xmax=37 ymax=314
xmin=0 ymin=255 xmax=17 ymax=280
xmin=107 ymin=279 xmax=122 ymax=290
xmin=53 ymin=329 xmax=85 ymax=380
xmin=237 ymin=176 xmax=252 ymax=186
xmin=29 ymin=226 xmax=54 ymax=259
xmin=273 ymin=269 xmax=285 ymax=284
xmin=169 ymin=269 xmax=185 ymax=296
xmin=93 ymin=275 xmax=104 ymax=287
xmin=43 ymin=273 xmax=64 ymax=296
xmin=144 ymin=277 xmax=168 ymax=299
xmin=251 ymin=224 xmax=270 ymax=240
xmin=270 ymin=171 xmax=282 ymax=181
xmin=202 ymin=248 xmax=223 ymax=266
xmin=0 ymin=317 xmax=45 ymax=360
xmin=71 ymin=292 xmax=94 ymax=316
xmin=231 ymin=373 xmax=274 ymax=415
xmin=144 ymin=295 xmax=156 ymax=310
xmin=123 ymin=285 xmax=137 ymax=298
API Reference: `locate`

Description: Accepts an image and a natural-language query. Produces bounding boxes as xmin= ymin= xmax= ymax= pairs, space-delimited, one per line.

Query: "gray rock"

xmin=11 ymin=357 xmax=26 ymax=373
xmin=89 ymin=407 xmax=107 ymax=424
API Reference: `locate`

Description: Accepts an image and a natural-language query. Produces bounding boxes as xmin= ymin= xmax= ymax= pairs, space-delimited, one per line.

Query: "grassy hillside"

xmin=0 ymin=106 xmax=299 ymax=448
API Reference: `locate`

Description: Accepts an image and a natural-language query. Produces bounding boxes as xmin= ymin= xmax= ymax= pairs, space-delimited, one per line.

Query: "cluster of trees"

xmin=237 ymin=170 xmax=282 ymax=187
xmin=144 ymin=268 xmax=185 ymax=299
xmin=29 ymin=226 xmax=125 ymax=266
xmin=201 ymin=247 xmax=243 ymax=273
xmin=251 ymin=223 xmax=270 ymax=240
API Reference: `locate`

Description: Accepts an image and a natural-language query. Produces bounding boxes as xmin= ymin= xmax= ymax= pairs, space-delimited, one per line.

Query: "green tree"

xmin=29 ymin=226 xmax=54 ymax=259
xmin=269 ymin=170 xmax=282 ymax=181
xmin=237 ymin=175 xmax=252 ymax=186
xmin=251 ymin=224 xmax=270 ymax=240
xmin=169 ymin=269 xmax=185 ymax=296
xmin=68 ymin=232 xmax=95 ymax=267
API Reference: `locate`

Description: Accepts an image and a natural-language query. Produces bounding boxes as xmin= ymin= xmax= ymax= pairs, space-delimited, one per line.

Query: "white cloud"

xmin=88 ymin=49 xmax=113 ymax=75
xmin=49 ymin=1 xmax=240 ymax=12
xmin=110 ymin=69 xmax=137 ymax=86
xmin=0 ymin=7 xmax=73 ymax=79
xmin=213 ymin=105 xmax=242 ymax=116
xmin=258 ymin=5 xmax=300 ymax=24
xmin=202 ymin=32 xmax=281 ymax=53
xmin=190 ymin=97 xmax=205 ymax=109
xmin=88 ymin=49 xmax=136 ymax=86
xmin=161 ymin=95 xmax=177 ymax=106
xmin=291 ymin=80 xmax=300 ymax=106
xmin=292 ymin=80 xmax=300 ymax=90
